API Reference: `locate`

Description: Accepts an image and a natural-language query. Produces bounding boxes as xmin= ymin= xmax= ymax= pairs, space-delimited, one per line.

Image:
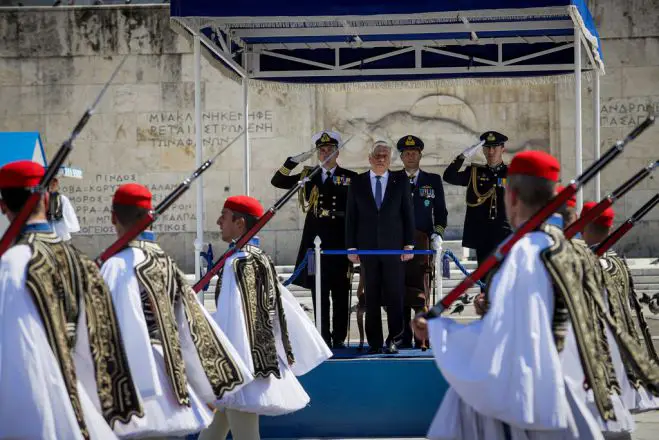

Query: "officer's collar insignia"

xmin=405 ymin=136 xmax=415 ymax=146
xmin=320 ymin=132 xmax=331 ymax=143
xmin=487 ymin=133 xmax=496 ymax=142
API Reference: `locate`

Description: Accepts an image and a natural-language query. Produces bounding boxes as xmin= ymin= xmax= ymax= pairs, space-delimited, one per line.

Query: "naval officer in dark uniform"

xmin=271 ymin=130 xmax=357 ymax=348
xmin=443 ymin=131 xmax=513 ymax=269
xmin=396 ymin=135 xmax=448 ymax=349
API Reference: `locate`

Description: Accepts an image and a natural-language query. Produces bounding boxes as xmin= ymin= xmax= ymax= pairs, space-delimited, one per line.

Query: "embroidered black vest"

xmin=19 ymin=231 xmax=143 ymax=437
xmin=217 ymin=244 xmax=295 ymax=378
xmin=130 ymin=240 xmax=246 ymax=401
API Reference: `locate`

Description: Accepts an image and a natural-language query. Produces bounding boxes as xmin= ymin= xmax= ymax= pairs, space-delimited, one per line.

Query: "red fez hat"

xmin=581 ymin=201 xmax=615 ymax=228
xmin=224 ymin=195 xmax=264 ymax=218
xmin=508 ymin=150 xmax=560 ymax=182
xmin=113 ymin=183 xmax=152 ymax=209
xmin=0 ymin=160 xmax=44 ymax=189
xmin=556 ymin=185 xmax=576 ymax=208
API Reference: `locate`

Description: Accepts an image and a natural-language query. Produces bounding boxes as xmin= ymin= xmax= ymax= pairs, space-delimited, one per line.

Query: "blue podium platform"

xmin=190 ymin=347 xmax=449 ymax=439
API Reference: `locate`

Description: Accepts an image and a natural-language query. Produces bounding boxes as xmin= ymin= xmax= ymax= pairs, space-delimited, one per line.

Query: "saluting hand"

xmin=461 ymin=140 xmax=485 ymax=159
xmin=290 ymin=149 xmax=314 ymax=163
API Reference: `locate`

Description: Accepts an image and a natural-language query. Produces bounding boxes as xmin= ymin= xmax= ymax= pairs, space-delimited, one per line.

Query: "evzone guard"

xmin=47 ymin=174 xmax=80 ymax=242
xmin=99 ymin=183 xmax=253 ymax=438
xmin=578 ymin=202 xmax=659 ymax=413
xmin=414 ymin=151 xmax=659 ymax=440
xmin=199 ymin=195 xmax=331 ymax=440
xmin=0 ymin=161 xmax=142 ymax=439
xmin=271 ymin=131 xmax=357 ymax=348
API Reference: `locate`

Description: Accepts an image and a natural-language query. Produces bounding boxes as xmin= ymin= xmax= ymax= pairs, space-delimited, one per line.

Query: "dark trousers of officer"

xmin=310 ymin=255 xmax=351 ymax=346
xmin=361 ymin=255 xmax=404 ymax=350
xmin=402 ymin=230 xmax=430 ymax=347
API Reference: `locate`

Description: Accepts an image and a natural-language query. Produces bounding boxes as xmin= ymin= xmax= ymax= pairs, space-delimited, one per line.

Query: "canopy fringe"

xmin=246 ymin=71 xmax=593 ymax=92
xmin=568 ymin=5 xmax=605 ymax=75
xmin=186 ymin=12 xmax=570 ymax=30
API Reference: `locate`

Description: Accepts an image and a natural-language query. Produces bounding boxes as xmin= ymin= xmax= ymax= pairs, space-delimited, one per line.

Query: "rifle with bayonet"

xmin=95 ymin=131 xmax=245 ymax=266
xmin=595 ymin=194 xmax=659 ymax=256
xmin=192 ymin=136 xmax=352 ymax=292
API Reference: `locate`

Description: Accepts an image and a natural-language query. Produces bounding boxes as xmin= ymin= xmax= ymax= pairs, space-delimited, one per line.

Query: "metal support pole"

xmin=314 ymin=236 xmax=322 ymax=333
xmin=574 ymin=27 xmax=583 ymax=211
xmin=438 ymin=246 xmax=444 ymax=300
xmin=593 ymin=71 xmax=601 ymax=200
xmin=243 ymin=79 xmax=250 ymax=195
xmin=194 ymin=35 xmax=204 ymax=302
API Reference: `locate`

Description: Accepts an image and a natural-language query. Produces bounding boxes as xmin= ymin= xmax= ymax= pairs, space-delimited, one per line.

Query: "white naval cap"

xmin=311 ymin=130 xmax=341 ymax=148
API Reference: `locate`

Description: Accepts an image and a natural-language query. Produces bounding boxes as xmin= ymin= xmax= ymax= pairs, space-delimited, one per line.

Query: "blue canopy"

xmin=170 ymin=0 xmax=603 ymax=85
xmin=0 ymin=132 xmax=47 ymax=167
xmin=0 ymin=132 xmax=83 ymax=178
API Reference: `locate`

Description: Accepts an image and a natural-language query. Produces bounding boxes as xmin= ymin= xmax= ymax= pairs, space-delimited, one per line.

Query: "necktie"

xmin=325 ymin=170 xmax=332 ymax=185
xmin=409 ymin=173 xmax=416 ymax=189
xmin=375 ymin=175 xmax=383 ymax=209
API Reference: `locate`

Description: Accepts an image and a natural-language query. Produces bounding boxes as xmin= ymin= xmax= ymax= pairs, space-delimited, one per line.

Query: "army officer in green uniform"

xmin=443 ymin=131 xmax=513 ymax=269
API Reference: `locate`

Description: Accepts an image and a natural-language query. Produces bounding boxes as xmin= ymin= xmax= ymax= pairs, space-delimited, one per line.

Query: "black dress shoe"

xmin=333 ymin=341 xmax=346 ymax=349
xmin=385 ymin=342 xmax=399 ymax=354
xmin=366 ymin=347 xmax=383 ymax=354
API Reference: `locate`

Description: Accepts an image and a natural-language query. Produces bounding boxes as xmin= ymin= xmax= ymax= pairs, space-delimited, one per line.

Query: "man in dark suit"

xmin=345 ymin=140 xmax=415 ymax=354
xmin=396 ymin=135 xmax=448 ymax=349
xmin=271 ymin=130 xmax=357 ymax=348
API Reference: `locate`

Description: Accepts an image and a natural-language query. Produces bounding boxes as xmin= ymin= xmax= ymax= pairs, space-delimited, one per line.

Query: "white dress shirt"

xmin=406 ymin=168 xmax=420 ymax=186
xmin=321 ymin=166 xmax=337 ymax=183
xmin=369 ymin=170 xmax=389 ymax=201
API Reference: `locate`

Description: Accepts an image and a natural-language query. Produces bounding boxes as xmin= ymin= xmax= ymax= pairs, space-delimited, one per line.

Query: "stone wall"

xmin=576 ymin=0 xmax=659 ymax=257
xmin=0 ymin=2 xmax=657 ymax=270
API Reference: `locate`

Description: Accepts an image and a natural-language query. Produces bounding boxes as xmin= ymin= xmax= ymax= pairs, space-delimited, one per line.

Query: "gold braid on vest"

xmin=542 ymin=228 xmax=619 ymax=422
xmin=19 ymin=231 xmax=143 ymax=436
xmin=226 ymin=245 xmax=295 ymax=378
xmin=601 ymin=252 xmax=659 ymax=390
xmin=132 ymin=240 xmax=247 ymax=401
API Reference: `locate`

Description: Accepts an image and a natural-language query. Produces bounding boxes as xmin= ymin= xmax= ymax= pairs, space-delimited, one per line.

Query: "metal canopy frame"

xmin=171 ymin=5 xmax=604 ymax=286
xmin=173 ymin=6 xmax=603 ymax=81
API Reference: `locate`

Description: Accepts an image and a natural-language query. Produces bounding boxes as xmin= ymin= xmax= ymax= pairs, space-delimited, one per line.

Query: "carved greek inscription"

xmin=63 ymin=174 xmax=196 ymax=235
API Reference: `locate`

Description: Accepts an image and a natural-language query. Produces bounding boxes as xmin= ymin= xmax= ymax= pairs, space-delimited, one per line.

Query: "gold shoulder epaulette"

xmin=278 ymin=165 xmax=291 ymax=176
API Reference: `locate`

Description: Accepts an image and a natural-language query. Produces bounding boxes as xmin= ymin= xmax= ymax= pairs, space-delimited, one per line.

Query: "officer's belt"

xmin=314 ymin=209 xmax=345 ymax=218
